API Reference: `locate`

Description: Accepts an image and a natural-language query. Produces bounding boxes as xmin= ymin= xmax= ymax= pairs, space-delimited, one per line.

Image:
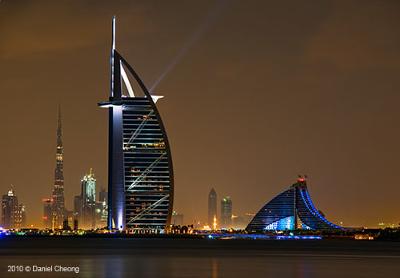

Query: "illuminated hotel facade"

xmin=246 ymin=176 xmax=344 ymax=232
xmin=99 ymin=17 xmax=174 ymax=231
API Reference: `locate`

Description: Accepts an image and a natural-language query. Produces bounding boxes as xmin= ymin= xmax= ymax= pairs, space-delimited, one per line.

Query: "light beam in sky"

xmin=149 ymin=0 xmax=230 ymax=92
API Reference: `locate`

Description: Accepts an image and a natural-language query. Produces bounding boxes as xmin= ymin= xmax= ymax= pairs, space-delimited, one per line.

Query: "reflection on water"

xmin=3 ymin=253 xmax=400 ymax=278
xmin=1 ymin=239 xmax=400 ymax=278
xmin=212 ymin=258 xmax=218 ymax=278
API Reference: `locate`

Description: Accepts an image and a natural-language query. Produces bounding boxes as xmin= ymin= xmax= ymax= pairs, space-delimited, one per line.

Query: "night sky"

xmin=1 ymin=0 xmax=400 ymax=228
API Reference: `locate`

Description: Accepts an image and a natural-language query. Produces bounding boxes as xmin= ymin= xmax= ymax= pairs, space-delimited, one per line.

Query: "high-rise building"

xmin=74 ymin=172 xmax=107 ymax=230
xmin=99 ymin=17 xmax=174 ymax=232
xmin=221 ymin=196 xmax=232 ymax=228
xmin=51 ymin=107 xmax=66 ymax=229
xmin=1 ymin=188 xmax=18 ymax=229
xmin=42 ymin=198 xmax=52 ymax=229
xmin=1 ymin=187 xmax=25 ymax=229
xmin=80 ymin=169 xmax=96 ymax=229
xmin=208 ymin=188 xmax=217 ymax=226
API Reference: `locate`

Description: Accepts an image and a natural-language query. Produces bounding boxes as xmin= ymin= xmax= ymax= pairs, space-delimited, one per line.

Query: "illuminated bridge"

xmin=99 ymin=17 xmax=173 ymax=232
xmin=246 ymin=177 xmax=344 ymax=232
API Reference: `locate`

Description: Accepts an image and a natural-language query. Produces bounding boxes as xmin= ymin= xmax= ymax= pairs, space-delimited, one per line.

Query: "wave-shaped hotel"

xmin=99 ymin=17 xmax=173 ymax=232
xmin=246 ymin=177 xmax=344 ymax=232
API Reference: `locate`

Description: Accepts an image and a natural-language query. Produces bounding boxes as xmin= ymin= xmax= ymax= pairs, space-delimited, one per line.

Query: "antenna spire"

xmin=110 ymin=16 xmax=116 ymax=98
xmin=112 ymin=16 xmax=116 ymax=50
xmin=57 ymin=105 xmax=62 ymax=141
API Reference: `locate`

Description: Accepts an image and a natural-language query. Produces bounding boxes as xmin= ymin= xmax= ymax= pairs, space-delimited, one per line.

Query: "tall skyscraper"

xmin=42 ymin=198 xmax=52 ymax=229
xmin=208 ymin=188 xmax=217 ymax=226
xmin=2 ymin=188 xmax=18 ymax=229
xmin=1 ymin=187 xmax=25 ymax=229
xmin=220 ymin=196 xmax=232 ymax=228
xmin=51 ymin=107 xmax=66 ymax=229
xmin=80 ymin=169 xmax=96 ymax=229
xmin=99 ymin=17 xmax=174 ymax=231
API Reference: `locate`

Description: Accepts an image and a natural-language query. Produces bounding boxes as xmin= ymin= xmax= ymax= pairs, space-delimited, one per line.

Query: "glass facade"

xmin=2 ymin=189 xmax=26 ymax=229
xmin=246 ymin=188 xmax=295 ymax=231
xmin=101 ymin=94 xmax=173 ymax=232
xmin=246 ymin=179 xmax=343 ymax=232
xmin=264 ymin=216 xmax=295 ymax=230
xmin=81 ymin=169 xmax=97 ymax=229
xmin=122 ymin=98 xmax=171 ymax=230
xmin=82 ymin=171 xmax=96 ymax=204
xmin=1 ymin=189 xmax=18 ymax=229
xmin=220 ymin=197 xmax=232 ymax=228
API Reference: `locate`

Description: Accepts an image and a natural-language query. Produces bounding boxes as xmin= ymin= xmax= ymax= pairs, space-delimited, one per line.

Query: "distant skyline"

xmin=1 ymin=0 xmax=400 ymax=228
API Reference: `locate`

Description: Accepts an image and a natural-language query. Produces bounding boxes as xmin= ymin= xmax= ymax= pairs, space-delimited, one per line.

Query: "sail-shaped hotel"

xmin=99 ymin=17 xmax=174 ymax=232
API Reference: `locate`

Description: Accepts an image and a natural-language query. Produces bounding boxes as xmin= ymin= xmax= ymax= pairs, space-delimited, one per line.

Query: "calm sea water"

xmin=1 ymin=238 xmax=399 ymax=277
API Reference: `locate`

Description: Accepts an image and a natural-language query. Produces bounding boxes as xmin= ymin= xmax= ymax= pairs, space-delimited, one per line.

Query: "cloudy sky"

xmin=1 ymin=0 xmax=400 ymax=227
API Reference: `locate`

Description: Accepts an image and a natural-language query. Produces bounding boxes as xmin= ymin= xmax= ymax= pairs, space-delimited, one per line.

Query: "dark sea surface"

xmin=0 ymin=237 xmax=399 ymax=278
